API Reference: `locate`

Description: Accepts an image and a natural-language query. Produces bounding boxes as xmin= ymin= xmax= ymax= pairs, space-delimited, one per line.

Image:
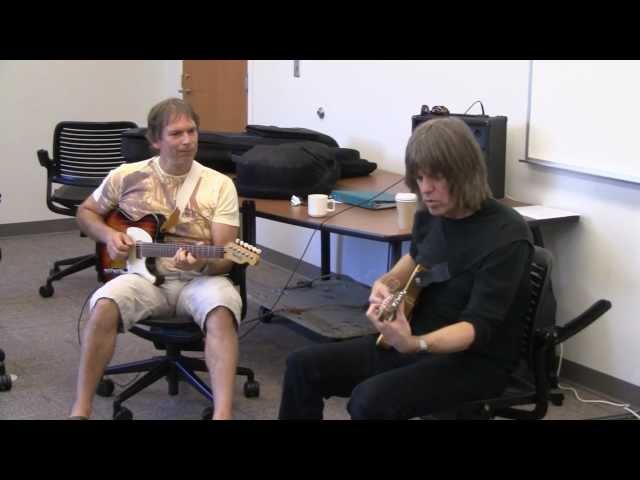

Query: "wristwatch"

xmin=417 ymin=337 xmax=429 ymax=353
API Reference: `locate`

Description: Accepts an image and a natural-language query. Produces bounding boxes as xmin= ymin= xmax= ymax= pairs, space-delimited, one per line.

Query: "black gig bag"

xmin=245 ymin=125 xmax=339 ymax=147
xmin=235 ymin=142 xmax=341 ymax=199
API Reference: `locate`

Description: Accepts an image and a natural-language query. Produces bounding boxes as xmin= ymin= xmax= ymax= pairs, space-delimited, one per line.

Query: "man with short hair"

xmin=70 ymin=98 xmax=241 ymax=420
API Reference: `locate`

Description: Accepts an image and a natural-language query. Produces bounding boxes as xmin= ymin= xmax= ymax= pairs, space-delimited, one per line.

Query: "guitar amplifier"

xmin=411 ymin=111 xmax=507 ymax=199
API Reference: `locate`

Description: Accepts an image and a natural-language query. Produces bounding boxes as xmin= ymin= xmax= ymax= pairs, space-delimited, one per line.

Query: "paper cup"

xmin=395 ymin=192 xmax=417 ymax=229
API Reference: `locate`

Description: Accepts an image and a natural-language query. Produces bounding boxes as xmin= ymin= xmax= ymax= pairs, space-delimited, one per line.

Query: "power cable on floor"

xmin=239 ymin=177 xmax=406 ymax=342
xmin=556 ymin=343 xmax=639 ymax=419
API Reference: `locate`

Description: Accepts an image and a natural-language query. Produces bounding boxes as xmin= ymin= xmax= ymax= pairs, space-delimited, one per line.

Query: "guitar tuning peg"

xmin=235 ymin=239 xmax=240 ymax=244
xmin=256 ymin=248 xmax=262 ymax=254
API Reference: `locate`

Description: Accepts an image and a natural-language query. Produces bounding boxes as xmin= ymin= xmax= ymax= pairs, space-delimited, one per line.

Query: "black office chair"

xmin=429 ymin=246 xmax=612 ymax=420
xmin=96 ymin=201 xmax=260 ymax=420
xmin=37 ymin=121 xmax=138 ymax=298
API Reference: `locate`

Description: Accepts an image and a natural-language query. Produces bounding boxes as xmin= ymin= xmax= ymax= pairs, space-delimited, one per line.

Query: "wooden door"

xmin=181 ymin=60 xmax=247 ymax=132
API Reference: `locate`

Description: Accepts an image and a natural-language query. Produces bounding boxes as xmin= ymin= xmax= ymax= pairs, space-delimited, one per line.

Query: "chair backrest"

xmin=513 ymin=246 xmax=554 ymax=378
xmin=446 ymin=246 xmax=611 ymax=420
xmin=52 ymin=121 xmax=138 ymax=187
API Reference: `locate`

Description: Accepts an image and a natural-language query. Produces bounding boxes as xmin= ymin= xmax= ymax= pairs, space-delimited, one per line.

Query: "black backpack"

xmin=235 ymin=142 xmax=341 ymax=199
xmin=334 ymin=148 xmax=378 ymax=178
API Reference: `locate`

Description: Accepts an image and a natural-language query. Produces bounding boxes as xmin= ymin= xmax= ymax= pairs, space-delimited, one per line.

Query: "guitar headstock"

xmin=224 ymin=239 xmax=261 ymax=266
xmin=379 ymin=290 xmax=406 ymax=322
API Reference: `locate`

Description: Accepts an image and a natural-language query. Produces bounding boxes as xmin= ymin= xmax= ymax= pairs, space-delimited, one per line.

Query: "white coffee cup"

xmin=395 ymin=192 xmax=417 ymax=229
xmin=308 ymin=194 xmax=336 ymax=218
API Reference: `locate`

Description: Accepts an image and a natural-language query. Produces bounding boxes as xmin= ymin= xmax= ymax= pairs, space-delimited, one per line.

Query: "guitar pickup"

xmin=103 ymin=268 xmax=127 ymax=274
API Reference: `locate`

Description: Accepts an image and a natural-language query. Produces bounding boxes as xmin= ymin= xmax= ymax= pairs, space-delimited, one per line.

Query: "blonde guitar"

xmin=375 ymin=264 xmax=425 ymax=349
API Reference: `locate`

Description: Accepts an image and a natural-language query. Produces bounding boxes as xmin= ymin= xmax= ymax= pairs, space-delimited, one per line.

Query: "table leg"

xmin=321 ymin=230 xmax=331 ymax=278
xmin=388 ymin=241 xmax=402 ymax=270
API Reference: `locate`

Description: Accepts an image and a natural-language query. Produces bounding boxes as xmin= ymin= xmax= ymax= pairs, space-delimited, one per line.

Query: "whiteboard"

xmin=525 ymin=60 xmax=640 ymax=184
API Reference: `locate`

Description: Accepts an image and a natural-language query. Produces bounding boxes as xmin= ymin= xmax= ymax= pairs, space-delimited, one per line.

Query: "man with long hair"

xmin=278 ymin=117 xmax=534 ymax=419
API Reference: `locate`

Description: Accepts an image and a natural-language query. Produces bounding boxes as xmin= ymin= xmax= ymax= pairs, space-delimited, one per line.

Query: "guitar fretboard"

xmin=137 ymin=243 xmax=225 ymax=258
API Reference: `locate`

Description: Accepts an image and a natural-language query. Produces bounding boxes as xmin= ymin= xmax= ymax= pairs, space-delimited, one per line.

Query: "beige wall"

xmin=0 ymin=60 xmax=181 ymax=224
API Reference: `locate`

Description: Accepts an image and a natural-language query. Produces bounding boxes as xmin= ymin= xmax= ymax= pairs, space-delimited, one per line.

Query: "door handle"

xmin=178 ymin=88 xmax=193 ymax=94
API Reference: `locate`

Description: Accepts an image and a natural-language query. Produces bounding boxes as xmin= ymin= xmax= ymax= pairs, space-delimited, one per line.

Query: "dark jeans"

xmin=278 ymin=334 xmax=509 ymax=420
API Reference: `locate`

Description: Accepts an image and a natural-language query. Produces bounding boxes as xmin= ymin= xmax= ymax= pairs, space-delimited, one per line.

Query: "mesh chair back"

xmin=52 ymin=121 xmax=138 ymax=186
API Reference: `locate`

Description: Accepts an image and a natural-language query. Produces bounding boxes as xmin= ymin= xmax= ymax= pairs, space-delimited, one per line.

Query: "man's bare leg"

xmin=69 ymin=299 xmax=120 ymax=418
xmin=204 ymin=307 xmax=238 ymax=420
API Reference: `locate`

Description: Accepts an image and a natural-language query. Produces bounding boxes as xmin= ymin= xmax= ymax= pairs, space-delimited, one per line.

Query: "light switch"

xmin=294 ymin=60 xmax=300 ymax=78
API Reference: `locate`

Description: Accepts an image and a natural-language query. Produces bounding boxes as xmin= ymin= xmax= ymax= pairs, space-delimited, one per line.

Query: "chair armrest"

xmin=37 ymin=149 xmax=54 ymax=170
xmin=553 ymin=300 xmax=612 ymax=346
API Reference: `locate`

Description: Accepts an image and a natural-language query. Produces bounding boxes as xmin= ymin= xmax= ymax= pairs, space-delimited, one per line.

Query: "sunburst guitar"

xmin=97 ymin=209 xmax=261 ymax=286
xmin=375 ymin=264 xmax=426 ymax=349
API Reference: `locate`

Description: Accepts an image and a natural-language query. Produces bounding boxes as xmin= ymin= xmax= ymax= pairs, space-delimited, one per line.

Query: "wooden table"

xmin=241 ymin=170 xmax=580 ymax=277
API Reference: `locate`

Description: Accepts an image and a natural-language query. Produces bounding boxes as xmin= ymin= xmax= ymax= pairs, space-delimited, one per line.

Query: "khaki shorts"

xmin=90 ymin=273 xmax=242 ymax=332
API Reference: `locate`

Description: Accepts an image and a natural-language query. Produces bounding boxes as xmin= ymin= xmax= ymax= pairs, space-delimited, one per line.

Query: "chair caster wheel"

xmin=113 ymin=405 xmax=133 ymax=420
xmin=550 ymin=392 xmax=564 ymax=406
xmin=39 ymin=284 xmax=54 ymax=298
xmin=259 ymin=306 xmax=273 ymax=323
xmin=244 ymin=380 xmax=260 ymax=398
xmin=0 ymin=374 xmax=12 ymax=392
xmin=97 ymin=378 xmax=115 ymax=397
xmin=201 ymin=406 xmax=213 ymax=420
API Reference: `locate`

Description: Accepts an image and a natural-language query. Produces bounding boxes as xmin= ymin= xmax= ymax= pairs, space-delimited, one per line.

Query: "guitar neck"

xmin=137 ymin=243 xmax=224 ymax=258
xmin=403 ymin=264 xmax=425 ymax=292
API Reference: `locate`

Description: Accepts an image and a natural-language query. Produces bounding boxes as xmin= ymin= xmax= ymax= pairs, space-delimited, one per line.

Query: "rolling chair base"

xmin=39 ymin=253 xmax=96 ymax=297
xmin=97 ymin=354 xmax=259 ymax=420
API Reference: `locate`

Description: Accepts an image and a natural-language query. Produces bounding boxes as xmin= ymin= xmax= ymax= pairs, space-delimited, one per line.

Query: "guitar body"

xmin=97 ymin=210 xmax=166 ymax=285
xmin=376 ymin=264 xmax=425 ymax=349
xmin=96 ymin=209 xmax=261 ymax=286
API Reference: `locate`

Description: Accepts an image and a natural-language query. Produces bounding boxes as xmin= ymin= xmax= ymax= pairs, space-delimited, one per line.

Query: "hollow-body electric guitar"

xmin=97 ymin=209 xmax=261 ymax=286
xmin=375 ymin=264 xmax=426 ymax=349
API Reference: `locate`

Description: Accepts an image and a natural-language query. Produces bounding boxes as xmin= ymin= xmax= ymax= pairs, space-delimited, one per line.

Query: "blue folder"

xmin=330 ymin=190 xmax=396 ymax=210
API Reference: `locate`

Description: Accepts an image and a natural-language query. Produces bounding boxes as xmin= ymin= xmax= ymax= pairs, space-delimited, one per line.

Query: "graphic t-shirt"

xmin=91 ymin=156 xmax=239 ymax=274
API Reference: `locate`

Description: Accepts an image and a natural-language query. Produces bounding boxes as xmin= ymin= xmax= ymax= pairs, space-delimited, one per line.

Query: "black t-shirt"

xmin=409 ymin=198 xmax=534 ymax=368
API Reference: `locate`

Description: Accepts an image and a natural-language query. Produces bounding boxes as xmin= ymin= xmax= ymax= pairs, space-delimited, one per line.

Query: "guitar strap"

xmin=161 ymin=161 xmax=204 ymax=232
